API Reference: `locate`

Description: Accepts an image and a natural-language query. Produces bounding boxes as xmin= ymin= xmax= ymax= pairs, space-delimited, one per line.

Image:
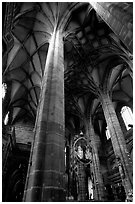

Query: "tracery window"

xmin=121 ymin=106 xmax=133 ymax=130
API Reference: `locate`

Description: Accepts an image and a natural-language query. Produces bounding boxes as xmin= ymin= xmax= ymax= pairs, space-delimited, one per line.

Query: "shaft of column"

xmin=100 ymin=91 xmax=132 ymax=194
xmin=86 ymin=118 xmax=105 ymax=201
xmin=23 ymin=29 xmax=66 ymax=201
xmin=77 ymin=162 xmax=87 ymax=201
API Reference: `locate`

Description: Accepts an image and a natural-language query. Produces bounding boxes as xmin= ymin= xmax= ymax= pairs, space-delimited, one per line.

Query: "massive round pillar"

xmin=23 ymin=29 xmax=66 ymax=201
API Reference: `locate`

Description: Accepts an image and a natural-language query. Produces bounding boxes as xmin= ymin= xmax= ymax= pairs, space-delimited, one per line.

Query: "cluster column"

xmin=86 ymin=118 xmax=105 ymax=201
xmin=24 ymin=29 xmax=65 ymax=201
xmin=100 ymin=91 xmax=132 ymax=194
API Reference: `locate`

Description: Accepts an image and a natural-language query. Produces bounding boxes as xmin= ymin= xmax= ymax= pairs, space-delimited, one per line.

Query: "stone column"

xmin=23 ymin=29 xmax=65 ymax=201
xmin=77 ymin=162 xmax=87 ymax=201
xmin=86 ymin=118 xmax=105 ymax=201
xmin=100 ymin=91 xmax=132 ymax=195
xmin=90 ymin=2 xmax=133 ymax=54
xmin=65 ymin=140 xmax=70 ymax=197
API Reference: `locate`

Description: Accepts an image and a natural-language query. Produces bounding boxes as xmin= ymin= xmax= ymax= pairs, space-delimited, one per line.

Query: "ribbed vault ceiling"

xmin=3 ymin=2 xmax=132 ymax=130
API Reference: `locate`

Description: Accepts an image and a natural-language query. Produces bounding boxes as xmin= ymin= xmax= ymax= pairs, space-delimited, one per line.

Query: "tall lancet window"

xmin=121 ymin=106 xmax=133 ymax=130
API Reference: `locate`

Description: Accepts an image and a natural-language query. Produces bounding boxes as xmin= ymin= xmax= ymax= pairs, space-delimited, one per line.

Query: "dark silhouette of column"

xmin=77 ymin=162 xmax=87 ymax=201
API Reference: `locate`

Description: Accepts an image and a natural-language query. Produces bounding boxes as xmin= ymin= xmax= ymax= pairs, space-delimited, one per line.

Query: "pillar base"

xmin=25 ymin=187 xmax=66 ymax=202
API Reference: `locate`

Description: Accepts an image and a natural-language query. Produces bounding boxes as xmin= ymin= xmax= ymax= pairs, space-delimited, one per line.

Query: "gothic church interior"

xmin=2 ymin=2 xmax=133 ymax=202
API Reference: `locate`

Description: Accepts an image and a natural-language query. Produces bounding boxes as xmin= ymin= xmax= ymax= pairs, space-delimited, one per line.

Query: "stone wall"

xmin=14 ymin=123 xmax=34 ymax=145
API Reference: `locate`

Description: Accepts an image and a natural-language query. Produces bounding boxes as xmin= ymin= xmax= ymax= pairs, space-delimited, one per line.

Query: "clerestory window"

xmin=121 ymin=106 xmax=133 ymax=130
xmin=106 ymin=126 xmax=111 ymax=140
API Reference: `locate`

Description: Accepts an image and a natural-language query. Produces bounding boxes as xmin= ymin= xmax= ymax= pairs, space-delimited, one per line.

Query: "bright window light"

xmin=2 ymin=83 xmax=7 ymax=99
xmin=4 ymin=112 xmax=9 ymax=125
xmin=121 ymin=106 xmax=133 ymax=130
xmin=65 ymin=147 xmax=66 ymax=166
xmin=106 ymin=126 xmax=111 ymax=140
